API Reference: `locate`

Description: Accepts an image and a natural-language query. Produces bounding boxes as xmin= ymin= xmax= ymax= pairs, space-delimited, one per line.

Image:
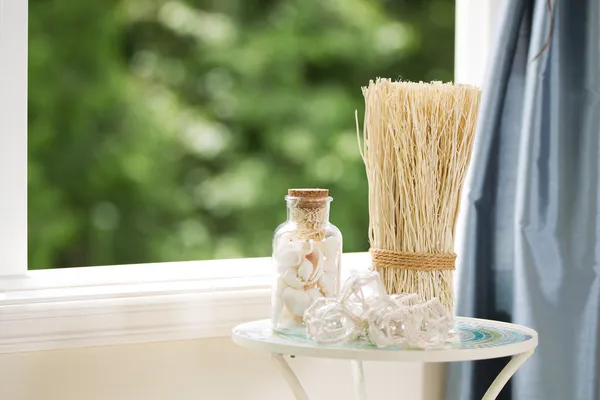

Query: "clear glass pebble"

xmin=339 ymin=271 xmax=386 ymax=319
xmin=304 ymin=298 xmax=357 ymax=344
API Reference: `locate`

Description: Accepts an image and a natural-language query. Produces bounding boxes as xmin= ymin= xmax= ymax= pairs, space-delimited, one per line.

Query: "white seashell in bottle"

xmin=282 ymin=287 xmax=312 ymax=317
xmin=306 ymin=287 xmax=324 ymax=302
xmin=275 ymin=243 xmax=302 ymax=273
xmin=318 ymin=272 xmax=337 ymax=297
xmin=282 ymin=267 xmax=304 ymax=289
xmin=297 ymin=258 xmax=314 ymax=282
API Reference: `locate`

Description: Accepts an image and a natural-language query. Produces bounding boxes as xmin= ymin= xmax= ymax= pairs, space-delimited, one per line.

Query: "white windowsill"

xmin=0 ymin=253 xmax=371 ymax=354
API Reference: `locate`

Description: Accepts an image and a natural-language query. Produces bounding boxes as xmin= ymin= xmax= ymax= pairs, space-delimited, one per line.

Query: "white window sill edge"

xmin=0 ymin=253 xmax=371 ymax=354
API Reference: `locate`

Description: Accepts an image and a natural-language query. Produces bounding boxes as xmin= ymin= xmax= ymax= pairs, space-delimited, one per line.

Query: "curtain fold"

xmin=447 ymin=0 xmax=600 ymax=398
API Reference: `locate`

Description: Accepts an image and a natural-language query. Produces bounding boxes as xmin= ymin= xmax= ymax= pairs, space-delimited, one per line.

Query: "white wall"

xmin=0 ymin=338 xmax=445 ymax=400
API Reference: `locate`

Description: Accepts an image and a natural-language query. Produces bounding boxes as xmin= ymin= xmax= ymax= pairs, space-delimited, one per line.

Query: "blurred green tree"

xmin=28 ymin=0 xmax=454 ymax=268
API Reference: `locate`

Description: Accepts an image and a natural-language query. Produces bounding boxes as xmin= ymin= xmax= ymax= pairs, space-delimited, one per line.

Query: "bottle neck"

xmin=286 ymin=198 xmax=331 ymax=227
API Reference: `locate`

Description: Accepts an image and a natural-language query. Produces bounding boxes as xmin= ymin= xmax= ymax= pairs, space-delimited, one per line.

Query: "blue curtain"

xmin=447 ymin=0 xmax=600 ymax=399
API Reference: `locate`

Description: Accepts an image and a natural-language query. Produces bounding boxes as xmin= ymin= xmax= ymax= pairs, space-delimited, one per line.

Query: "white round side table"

xmin=232 ymin=317 xmax=538 ymax=400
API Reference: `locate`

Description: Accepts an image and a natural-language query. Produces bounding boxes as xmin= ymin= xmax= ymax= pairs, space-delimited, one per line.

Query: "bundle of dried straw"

xmin=356 ymin=79 xmax=480 ymax=312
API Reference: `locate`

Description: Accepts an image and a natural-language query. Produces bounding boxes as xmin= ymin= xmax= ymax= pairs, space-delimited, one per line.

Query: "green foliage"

xmin=28 ymin=0 xmax=454 ymax=268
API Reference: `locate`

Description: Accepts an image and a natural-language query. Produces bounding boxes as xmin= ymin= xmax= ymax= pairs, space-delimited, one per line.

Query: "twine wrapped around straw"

xmin=356 ymin=79 xmax=480 ymax=312
xmin=370 ymin=249 xmax=456 ymax=271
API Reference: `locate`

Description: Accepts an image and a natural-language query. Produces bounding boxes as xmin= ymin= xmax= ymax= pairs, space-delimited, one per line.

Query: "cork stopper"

xmin=287 ymin=188 xmax=329 ymax=198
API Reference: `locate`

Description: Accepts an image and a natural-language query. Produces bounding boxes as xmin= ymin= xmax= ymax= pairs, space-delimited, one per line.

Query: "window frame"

xmin=455 ymin=0 xmax=502 ymax=87
xmin=0 ymin=0 xmax=498 ymax=353
xmin=0 ymin=0 xmax=27 ymax=277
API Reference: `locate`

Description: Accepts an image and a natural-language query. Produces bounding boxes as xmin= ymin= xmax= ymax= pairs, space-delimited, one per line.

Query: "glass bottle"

xmin=271 ymin=188 xmax=342 ymax=334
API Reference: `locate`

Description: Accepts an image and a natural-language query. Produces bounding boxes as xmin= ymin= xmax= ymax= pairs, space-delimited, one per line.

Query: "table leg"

xmin=271 ymin=354 xmax=310 ymax=400
xmin=351 ymin=360 xmax=368 ymax=400
xmin=482 ymin=350 xmax=534 ymax=400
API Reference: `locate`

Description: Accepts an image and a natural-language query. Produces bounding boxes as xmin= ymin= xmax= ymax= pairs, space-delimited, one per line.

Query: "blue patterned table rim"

xmin=234 ymin=318 xmax=534 ymax=351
